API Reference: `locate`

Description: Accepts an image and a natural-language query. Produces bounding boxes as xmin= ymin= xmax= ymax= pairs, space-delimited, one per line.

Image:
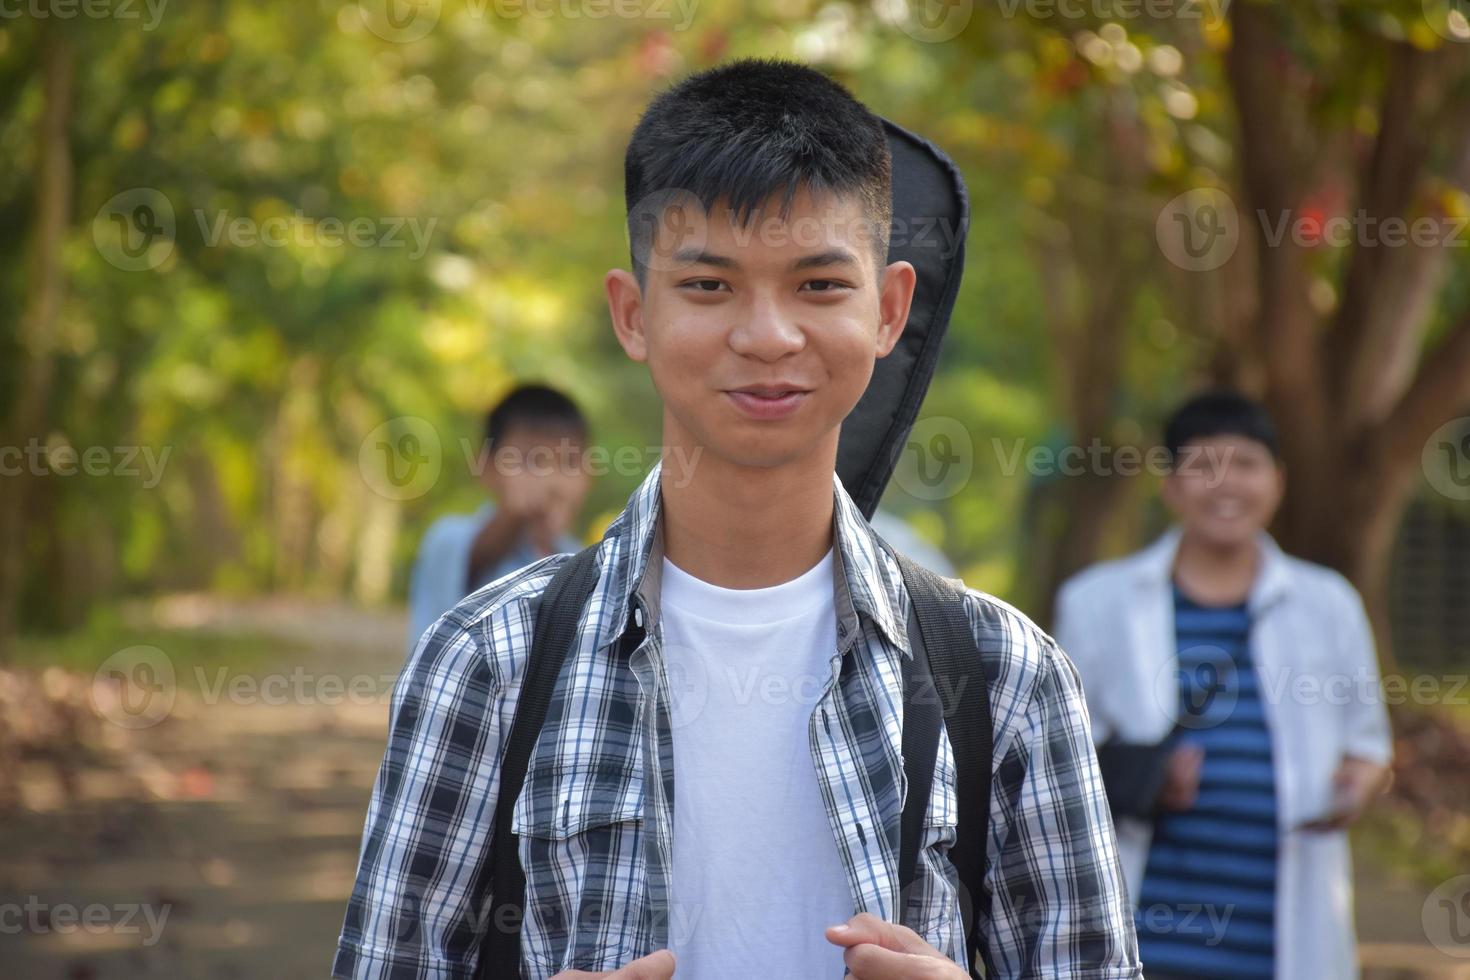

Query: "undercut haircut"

xmin=623 ymin=58 xmax=893 ymax=283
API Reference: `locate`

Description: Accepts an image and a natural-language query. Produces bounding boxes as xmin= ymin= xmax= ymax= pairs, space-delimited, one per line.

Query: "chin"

xmin=1193 ymin=519 xmax=1262 ymax=549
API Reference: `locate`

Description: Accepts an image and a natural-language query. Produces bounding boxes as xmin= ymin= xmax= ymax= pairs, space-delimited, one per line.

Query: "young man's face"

xmin=1162 ymin=434 xmax=1284 ymax=548
xmin=605 ymin=187 xmax=915 ymax=472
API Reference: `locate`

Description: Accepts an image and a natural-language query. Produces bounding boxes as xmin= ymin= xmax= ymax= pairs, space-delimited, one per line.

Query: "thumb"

xmin=825 ymin=912 xmax=930 ymax=955
xmin=613 ymin=949 xmax=676 ymax=979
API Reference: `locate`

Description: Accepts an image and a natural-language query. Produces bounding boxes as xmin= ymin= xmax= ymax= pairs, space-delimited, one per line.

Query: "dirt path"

xmin=1 ymin=598 xmax=406 ymax=980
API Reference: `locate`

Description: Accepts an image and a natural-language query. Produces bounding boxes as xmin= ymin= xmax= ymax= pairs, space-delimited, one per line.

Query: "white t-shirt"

xmin=659 ymin=547 xmax=853 ymax=979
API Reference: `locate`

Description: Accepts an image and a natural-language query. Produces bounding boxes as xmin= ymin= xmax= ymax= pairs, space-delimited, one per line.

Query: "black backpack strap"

xmin=478 ymin=543 xmax=602 ymax=980
xmin=893 ymin=551 xmax=994 ymax=980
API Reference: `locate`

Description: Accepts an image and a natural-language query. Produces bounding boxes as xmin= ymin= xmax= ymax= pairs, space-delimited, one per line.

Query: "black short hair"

xmin=1163 ymin=388 xmax=1280 ymax=463
xmin=484 ymin=384 xmax=587 ymax=449
xmin=623 ymin=58 xmax=892 ymax=282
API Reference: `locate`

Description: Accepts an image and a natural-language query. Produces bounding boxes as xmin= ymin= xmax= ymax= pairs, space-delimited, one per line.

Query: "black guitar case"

xmin=836 ymin=118 xmax=970 ymax=519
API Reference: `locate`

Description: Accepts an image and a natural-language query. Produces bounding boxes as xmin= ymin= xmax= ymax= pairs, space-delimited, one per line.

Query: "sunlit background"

xmin=4 ymin=0 xmax=1470 ymax=976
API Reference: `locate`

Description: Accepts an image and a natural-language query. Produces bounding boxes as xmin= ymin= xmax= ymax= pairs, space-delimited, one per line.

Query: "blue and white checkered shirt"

xmin=333 ymin=462 xmax=1141 ymax=979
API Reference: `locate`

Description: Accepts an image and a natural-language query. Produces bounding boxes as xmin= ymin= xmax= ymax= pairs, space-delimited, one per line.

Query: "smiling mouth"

xmin=724 ymin=387 xmax=812 ymax=420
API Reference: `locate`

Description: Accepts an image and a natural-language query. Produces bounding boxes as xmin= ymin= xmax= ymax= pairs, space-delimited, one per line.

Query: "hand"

xmin=1157 ymin=743 xmax=1204 ymax=812
xmin=549 ymin=948 xmax=675 ymax=979
xmin=825 ymin=911 xmax=969 ymax=979
xmin=1299 ymin=756 xmax=1390 ymax=832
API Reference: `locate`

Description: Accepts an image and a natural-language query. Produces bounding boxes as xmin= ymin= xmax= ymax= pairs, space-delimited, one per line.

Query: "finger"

xmin=612 ymin=949 xmax=676 ymax=980
xmin=826 ymin=912 xmax=931 ymax=955
xmin=840 ymin=941 xmax=960 ymax=980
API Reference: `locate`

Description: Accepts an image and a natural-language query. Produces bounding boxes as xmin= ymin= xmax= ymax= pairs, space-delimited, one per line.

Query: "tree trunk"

xmin=0 ymin=27 xmax=74 ymax=659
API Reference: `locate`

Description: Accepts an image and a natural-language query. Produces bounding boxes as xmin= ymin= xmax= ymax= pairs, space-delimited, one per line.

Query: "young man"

xmin=336 ymin=60 xmax=1140 ymax=980
xmin=1054 ymin=391 xmax=1393 ymax=980
xmin=406 ymin=384 xmax=590 ymax=650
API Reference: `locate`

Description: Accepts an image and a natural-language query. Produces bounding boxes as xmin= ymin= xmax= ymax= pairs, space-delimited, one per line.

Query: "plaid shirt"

xmin=333 ymin=462 xmax=1141 ymax=979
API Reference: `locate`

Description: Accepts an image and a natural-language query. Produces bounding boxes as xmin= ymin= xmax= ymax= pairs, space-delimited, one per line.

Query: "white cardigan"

xmin=1053 ymin=527 xmax=1393 ymax=980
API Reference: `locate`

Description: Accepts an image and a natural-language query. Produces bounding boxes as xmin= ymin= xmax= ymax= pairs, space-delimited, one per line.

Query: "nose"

xmin=728 ymin=291 xmax=806 ymax=362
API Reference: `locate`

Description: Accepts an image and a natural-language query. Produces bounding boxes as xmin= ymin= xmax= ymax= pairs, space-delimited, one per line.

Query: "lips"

xmin=725 ymin=385 xmax=812 ymax=421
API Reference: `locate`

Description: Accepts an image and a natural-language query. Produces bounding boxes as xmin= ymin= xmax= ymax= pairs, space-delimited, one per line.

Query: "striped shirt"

xmin=1136 ymin=587 xmax=1277 ymax=979
xmin=332 ymin=461 xmax=1142 ymax=979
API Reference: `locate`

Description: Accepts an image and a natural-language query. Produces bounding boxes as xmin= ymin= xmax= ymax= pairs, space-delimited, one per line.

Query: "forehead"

xmin=652 ymin=186 xmax=882 ymax=265
xmin=1176 ymin=433 xmax=1275 ymax=462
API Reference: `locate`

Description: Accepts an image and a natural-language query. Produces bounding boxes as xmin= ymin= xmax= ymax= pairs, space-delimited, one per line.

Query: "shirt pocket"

xmin=511 ymin=760 xmax=648 ymax=975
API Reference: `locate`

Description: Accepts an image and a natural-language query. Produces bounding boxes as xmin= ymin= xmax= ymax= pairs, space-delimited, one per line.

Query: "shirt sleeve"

xmin=332 ymin=614 xmax=511 ymax=980
xmin=1332 ymin=575 xmax=1394 ymax=766
xmin=976 ymin=610 xmax=1143 ymax=979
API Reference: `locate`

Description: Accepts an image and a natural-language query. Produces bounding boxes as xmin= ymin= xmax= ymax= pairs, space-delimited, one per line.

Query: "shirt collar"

xmin=595 ymin=459 xmax=911 ymax=658
xmin=1133 ymin=524 xmax=1294 ymax=613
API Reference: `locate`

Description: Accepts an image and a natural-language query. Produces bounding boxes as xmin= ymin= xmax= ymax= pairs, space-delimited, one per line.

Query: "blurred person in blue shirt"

xmin=1054 ymin=390 xmax=1392 ymax=980
xmin=407 ymin=384 xmax=590 ymax=651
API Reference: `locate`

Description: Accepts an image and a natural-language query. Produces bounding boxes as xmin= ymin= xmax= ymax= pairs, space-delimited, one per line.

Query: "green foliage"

xmin=4 ymin=1 xmax=1469 ymax=630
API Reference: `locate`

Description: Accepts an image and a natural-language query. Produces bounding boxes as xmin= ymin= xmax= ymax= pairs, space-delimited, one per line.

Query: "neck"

xmin=659 ymin=433 xmax=837 ymax=590
xmin=1171 ymin=530 xmax=1260 ymax=605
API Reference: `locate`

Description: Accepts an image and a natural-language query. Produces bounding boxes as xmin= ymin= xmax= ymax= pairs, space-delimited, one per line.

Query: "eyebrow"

xmin=669 ymin=247 xmax=863 ymax=271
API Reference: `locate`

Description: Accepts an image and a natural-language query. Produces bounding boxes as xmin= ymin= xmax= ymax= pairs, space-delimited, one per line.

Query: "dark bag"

xmin=836 ymin=118 xmax=970 ymax=521
xmin=478 ymin=543 xmax=994 ymax=980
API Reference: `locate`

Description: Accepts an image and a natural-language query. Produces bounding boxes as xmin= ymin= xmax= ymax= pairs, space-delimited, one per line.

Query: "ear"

xmin=875 ymin=260 xmax=916 ymax=357
xmin=605 ymin=268 xmax=648 ymax=362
